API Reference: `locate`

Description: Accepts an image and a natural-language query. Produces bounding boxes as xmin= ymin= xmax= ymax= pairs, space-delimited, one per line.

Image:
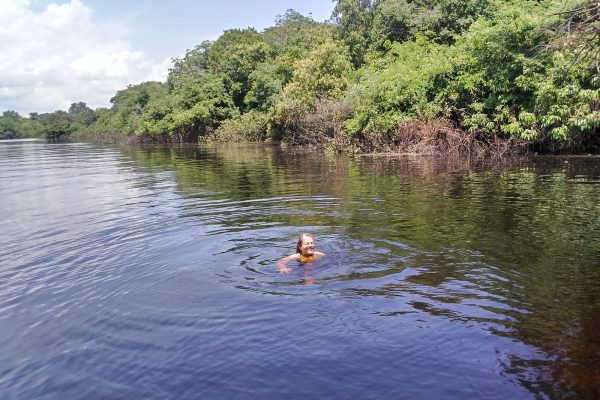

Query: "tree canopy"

xmin=3 ymin=1 xmax=598 ymax=153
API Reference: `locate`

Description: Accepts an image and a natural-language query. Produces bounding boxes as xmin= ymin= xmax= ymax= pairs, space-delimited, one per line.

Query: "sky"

xmin=0 ymin=0 xmax=336 ymax=115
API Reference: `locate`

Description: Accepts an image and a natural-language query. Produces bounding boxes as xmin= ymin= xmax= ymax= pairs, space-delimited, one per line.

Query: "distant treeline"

xmin=2 ymin=0 xmax=598 ymax=154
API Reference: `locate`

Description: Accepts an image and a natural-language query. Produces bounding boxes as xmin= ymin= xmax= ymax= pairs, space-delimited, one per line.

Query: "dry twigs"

xmin=551 ymin=1 xmax=599 ymax=72
xmin=357 ymin=119 xmax=529 ymax=157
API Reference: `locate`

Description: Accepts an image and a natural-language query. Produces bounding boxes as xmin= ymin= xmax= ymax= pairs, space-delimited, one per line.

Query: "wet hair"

xmin=296 ymin=233 xmax=313 ymax=254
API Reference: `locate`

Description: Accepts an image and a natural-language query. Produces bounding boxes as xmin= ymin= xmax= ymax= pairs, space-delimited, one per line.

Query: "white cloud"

xmin=0 ymin=0 xmax=171 ymax=114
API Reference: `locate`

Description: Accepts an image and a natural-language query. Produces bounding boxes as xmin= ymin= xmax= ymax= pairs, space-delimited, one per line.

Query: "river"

xmin=1 ymin=139 xmax=599 ymax=399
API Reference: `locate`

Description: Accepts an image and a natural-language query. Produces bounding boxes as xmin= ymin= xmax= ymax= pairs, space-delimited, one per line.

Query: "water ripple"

xmin=1 ymin=141 xmax=599 ymax=399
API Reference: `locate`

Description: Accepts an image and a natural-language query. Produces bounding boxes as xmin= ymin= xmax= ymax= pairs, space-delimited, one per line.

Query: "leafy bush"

xmin=9 ymin=2 xmax=597 ymax=152
xmin=212 ymin=111 xmax=269 ymax=142
xmin=272 ymin=39 xmax=352 ymax=138
xmin=344 ymin=38 xmax=454 ymax=135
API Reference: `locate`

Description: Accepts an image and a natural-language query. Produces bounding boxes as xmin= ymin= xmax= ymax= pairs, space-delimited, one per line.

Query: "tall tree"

xmin=167 ymin=41 xmax=212 ymax=91
xmin=332 ymin=0 xmax=377 ymax=67
xmin=0 ymin=111 xmax=23 ymax=139
xmin=68 ymin=102 xmax=95 ymax=126
xmin=207 ymin=28 xmax=270 ymax=110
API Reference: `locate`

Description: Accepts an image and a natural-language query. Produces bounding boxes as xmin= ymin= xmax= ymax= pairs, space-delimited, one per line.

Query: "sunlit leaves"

xmin=273 ymin=39 xmax=352 ymax=136
xmin=207 ymin=28 xmax=270 ymax=109
xmin=9 ymin=2 xmax=596 ymax=151
xmin=345 ymin=38 xmax=454 ymax=134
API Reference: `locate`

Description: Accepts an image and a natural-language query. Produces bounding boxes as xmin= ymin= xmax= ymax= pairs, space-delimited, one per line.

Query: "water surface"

xmin=1 ymin=140 xmax=599 ymax=399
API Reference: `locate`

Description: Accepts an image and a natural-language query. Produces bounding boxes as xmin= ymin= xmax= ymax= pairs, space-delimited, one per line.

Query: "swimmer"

xmin=277 ymin=233 xmax=326 ymax=273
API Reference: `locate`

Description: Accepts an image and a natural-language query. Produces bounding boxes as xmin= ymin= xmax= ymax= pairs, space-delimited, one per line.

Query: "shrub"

xmin=212 ymin=111 xmax=269 ymax=142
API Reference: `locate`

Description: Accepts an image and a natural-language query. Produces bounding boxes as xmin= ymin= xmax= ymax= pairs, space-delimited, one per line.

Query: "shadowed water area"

xmin=1 ymin=139 xmax=599 ymax=399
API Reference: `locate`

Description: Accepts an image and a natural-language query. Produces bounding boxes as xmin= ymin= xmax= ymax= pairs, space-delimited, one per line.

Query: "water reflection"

xmin=1 ymin=141 xmax=599 ymax=399
xmin=114 ymin=144 xmax=600 ymax=398
xmin=205 ymin=148 xmax=594 ymax=394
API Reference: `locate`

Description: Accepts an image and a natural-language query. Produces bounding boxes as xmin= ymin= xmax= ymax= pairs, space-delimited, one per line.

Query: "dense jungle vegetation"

xmin=1 ymin=0 xmax=598 ymax=154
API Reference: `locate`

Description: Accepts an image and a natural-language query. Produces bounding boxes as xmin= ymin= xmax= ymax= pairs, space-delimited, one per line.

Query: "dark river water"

xmin=1 ymin=139 xmax=599 ymax=399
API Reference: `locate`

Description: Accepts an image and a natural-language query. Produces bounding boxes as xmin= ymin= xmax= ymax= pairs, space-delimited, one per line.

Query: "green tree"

xmin=164 ymin=73 xmax=237 ymax=138
xmin=207 ymin=28 xmax=270 ymax=110
xmin=284 ymin=39 xmax=353 ymax=104
xmin=68 ymin=102 xmax=95 ymax=127
xmin=345 ymin=38 xmax=454 ymax=135
xmin=332 ymin=0 xmax=377 ymax=67
xmin=263 ymin=10 xmax=334 ymax=82
xmin=370 ymin=0 xmax=490 ymax=50
xmin=273 ymin=38 xmax=353 ymax=137
xmin=244 ymin=62 xmax=282 ymax=111
xmin=37 ymin=110 xmax=75 ymax=141
xmin=167 ymin=41 xmax=212 ymax=91
xmin=15 ymin=0 xmax=596 ymax=151
xmin=0 ymin=111 xmax=23 ymax=139
xmin=108 ymin=81 xmax=168 ymax=133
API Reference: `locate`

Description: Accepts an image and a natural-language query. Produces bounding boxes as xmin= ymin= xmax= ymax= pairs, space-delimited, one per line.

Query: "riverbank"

xmin=68 ymin=116 xmax=598 ymax=157
xmin=2 ymin=1 xmax=598 ymax=156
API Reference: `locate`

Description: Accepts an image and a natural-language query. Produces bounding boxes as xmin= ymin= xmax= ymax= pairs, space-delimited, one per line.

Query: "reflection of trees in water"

xmin=358 ymin=156 xmax=600 ymax=398
xmin=115 ymin=144 xmax=600 ymax=398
